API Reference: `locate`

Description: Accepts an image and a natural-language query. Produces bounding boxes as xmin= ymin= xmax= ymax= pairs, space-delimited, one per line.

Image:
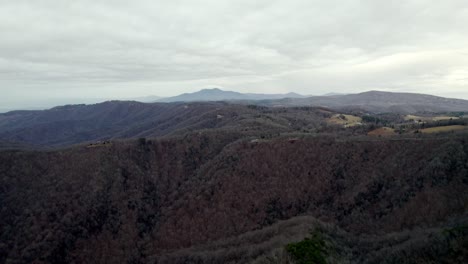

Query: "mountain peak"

xmin=359 ymin=90 xmax=389 ymax=95
xmin=159 ymin=89 xmax=304 ymax=102
xmin=200 ymin=88 xmax=224 ymax=92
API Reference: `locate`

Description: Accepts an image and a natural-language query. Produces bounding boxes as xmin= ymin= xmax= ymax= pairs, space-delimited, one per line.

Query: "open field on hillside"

xmin=404 ymin=115 xmax=459 ymax=122
xmin=327 ymin=114 xmax=362 ymax=127
xmin=367 ymin=127 xmax=395 ymax=136
xmin=433 ymin=116 xmax=460 ymax=121
xmin=420 ymin=125 xmax=467 ymax=133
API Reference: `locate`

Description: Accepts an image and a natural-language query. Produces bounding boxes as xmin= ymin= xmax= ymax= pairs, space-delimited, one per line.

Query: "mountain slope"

xmin=261 ymin=91 xmax=468 ymax=113
xmin=0 ymin=101 xmax=328 ymax=147
xmin=1 ymin=135 xmax=467 ymax=263
xmin=153 ymin=215 xmax=468 ymax=264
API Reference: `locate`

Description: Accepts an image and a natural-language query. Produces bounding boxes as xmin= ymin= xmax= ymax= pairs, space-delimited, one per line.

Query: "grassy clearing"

xmin=404 ymin=115 xmax=459 ymax=122
xmin=404 ymin=115 xmax=422 ymax=121
xmin=367 ymin=127 xmax=395 ymax=136
xmin=420 ymin=125 xmax=467 ymax=134
xmin=432 ymin=116 xmax=460 ymax=121
xmin=328 ymin=114 xmax=362 ymax=127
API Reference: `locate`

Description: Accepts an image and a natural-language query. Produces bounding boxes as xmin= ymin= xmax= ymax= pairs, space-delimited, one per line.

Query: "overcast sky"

xmin=1 ymin=0 xmax=468 ymax=110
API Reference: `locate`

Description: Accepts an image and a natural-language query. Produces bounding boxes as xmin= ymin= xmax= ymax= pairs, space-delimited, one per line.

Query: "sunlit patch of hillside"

xmin=327 ymin=114 xmax=362 ymax=127
xmin=420 ymin=125 xmax=467 ymax=133
xmin=367 ymin=127 xmax=395 ymax=136
xmin=404 ymin=115 xmax=459 ymax=123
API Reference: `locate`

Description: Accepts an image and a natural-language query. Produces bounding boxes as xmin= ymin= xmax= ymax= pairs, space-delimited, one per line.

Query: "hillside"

xmin=0 ymin=101 xmax=328 ymax=147
xmin=154 ymin=215 xmax=468 ymax=264
xmin=1 ymin=134 xmax=467 ymax=263
xmin=259 ymin=91 xmax=468 ymax=113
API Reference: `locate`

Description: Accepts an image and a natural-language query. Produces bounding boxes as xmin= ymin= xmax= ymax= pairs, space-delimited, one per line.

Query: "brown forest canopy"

xmin=1 ymin=132 xmax=467 ymax=263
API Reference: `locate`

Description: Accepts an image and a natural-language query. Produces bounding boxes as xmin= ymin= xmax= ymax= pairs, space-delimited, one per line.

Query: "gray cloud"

xmin=1 ymin=0 xmax=468 ymax=110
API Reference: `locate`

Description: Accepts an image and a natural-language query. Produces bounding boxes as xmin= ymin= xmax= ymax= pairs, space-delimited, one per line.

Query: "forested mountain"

xmin=0 ymin=101 xmax=329 ymax=147
xmin=1 ymin=134 xmax=467 ymax=263
xmin=1 ymin=100 xmax=467 ymax=263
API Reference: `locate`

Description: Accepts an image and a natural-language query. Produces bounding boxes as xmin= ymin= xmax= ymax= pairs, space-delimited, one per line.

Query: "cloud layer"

xmin=1 ymin=0 xmax=468 ymax=110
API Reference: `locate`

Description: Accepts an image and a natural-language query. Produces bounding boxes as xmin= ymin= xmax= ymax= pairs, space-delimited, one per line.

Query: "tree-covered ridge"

xmin=1 ymin=133 xmax=467 ymax=263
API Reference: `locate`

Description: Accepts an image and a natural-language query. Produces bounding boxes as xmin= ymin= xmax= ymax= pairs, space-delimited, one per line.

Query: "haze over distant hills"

xmin=0 ymin=88 xmax=301 ymax=112
xmin=0 ymin=96 xmax=162 ymax=113
xmin=3 ymin=88 xmax=468 ymax=114
xmin=154 ymin=88 xmax=468 ymax=113
xmin=156 ymin=88 xmax=305 ymax=102
xmin=164 ymin=88 xmax=468 ymax=112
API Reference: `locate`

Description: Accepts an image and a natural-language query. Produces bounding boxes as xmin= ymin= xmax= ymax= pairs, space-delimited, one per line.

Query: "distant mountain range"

xmin=5 ymin=89 xmax=467 ymax=114
xmin=1 ymin=89 xmax=468 ymax=148
xmin=257 ymin=90 xmax=468 ymax=113
xmin=156 ymin=88 xmax=305 ymax=102
xmin=153 ymin=88 xmax=468 ymax=113
xmin=130 ymin=95 xmax=163 ymax=102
